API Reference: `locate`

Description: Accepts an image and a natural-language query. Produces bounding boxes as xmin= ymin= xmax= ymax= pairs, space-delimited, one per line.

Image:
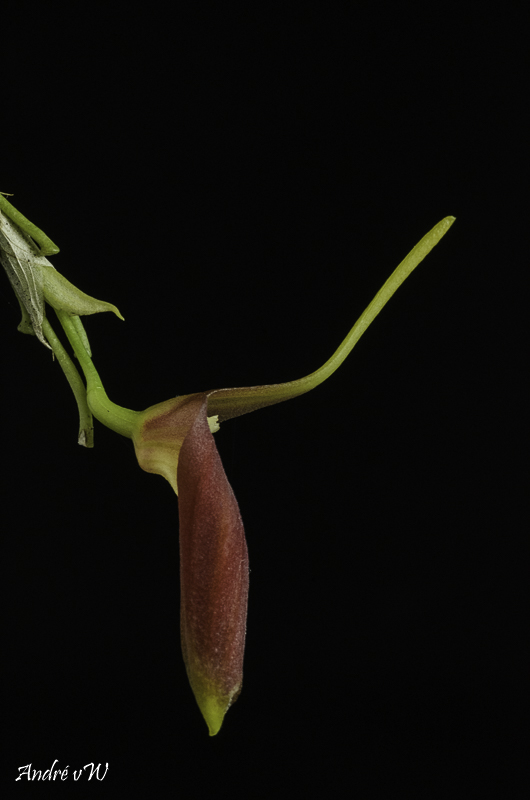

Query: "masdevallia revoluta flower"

xmin=1 ymin=196 xmax=455 ymax=735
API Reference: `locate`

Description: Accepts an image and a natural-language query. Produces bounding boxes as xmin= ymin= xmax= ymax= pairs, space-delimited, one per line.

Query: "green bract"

xmin=0 ymin=203 xmax=122 ymax=347
xmin=1 ymin=196 xmax=124 ymax=445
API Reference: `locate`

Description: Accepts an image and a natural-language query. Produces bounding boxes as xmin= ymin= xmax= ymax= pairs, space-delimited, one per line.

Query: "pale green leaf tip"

xmin=111 ymin=305 xmax=125 ymax=321
xmin=441 ymin=215 xmax=456 ymax=231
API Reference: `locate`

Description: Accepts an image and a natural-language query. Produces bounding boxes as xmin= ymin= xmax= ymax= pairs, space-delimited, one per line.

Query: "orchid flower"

xmin=1 ymin=196 xmax=455 ymax=734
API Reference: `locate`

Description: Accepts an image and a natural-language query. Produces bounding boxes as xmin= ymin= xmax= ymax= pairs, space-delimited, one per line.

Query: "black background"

xmin=2 ymin=2 xmax=527 ymax=796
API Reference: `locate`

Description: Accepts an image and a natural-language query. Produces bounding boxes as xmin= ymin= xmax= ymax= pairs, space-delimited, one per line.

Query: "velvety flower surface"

xmin=178 ymin=395 xmax=248 ymax=735
xmin=133 ymin=391 xmax=250 ymax=735
xmin=131 ymin=380 xmax=329 ymax=734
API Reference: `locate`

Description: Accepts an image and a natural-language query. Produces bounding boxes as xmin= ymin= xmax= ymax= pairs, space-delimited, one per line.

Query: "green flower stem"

xmin=209 ymin=216 xmax=456 ymax=421
xmin=56 ymin=310 xmax=141 ymax=439
xmin=292 ymin=216 xmax=456 ymax=393
xmin=41 ymin=316 xmax=94 ymax=448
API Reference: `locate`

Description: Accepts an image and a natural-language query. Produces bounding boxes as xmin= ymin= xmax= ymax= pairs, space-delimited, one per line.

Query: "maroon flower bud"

xmin=133 ymin=393 xmax=248 ymax=735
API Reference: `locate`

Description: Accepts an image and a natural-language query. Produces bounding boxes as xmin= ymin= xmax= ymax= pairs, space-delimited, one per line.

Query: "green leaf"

xmin=1 ymin=208 xmax=123 ymax=351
